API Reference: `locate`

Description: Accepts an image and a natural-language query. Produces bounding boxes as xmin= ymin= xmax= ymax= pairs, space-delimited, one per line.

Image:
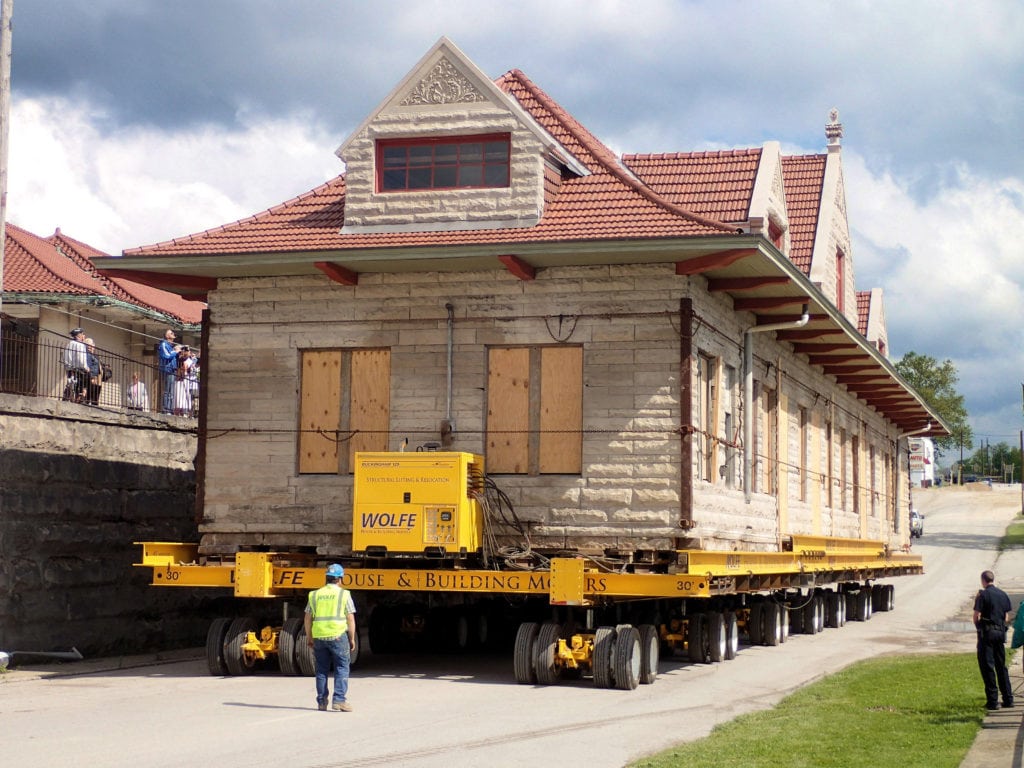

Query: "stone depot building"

xmin=97 ymin=38 xmax=947 ymax=561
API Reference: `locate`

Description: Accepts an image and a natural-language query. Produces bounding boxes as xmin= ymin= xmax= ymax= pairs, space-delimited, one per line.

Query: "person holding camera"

xmin=174 ymin=345 xmax=197 ymax=416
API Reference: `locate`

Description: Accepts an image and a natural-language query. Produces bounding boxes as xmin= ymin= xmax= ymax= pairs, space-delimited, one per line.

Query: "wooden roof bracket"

xmin=315 ymin=261 xmax=358 ymax=286
xmin=498 ymin=254 xmax=536 ymax=281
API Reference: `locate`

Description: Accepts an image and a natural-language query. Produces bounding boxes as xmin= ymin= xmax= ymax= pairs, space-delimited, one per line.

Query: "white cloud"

xmin=8 ymin=97 xmax=342 ymax=254
xmin=844 ymin=153 xmax=1024 ymax=440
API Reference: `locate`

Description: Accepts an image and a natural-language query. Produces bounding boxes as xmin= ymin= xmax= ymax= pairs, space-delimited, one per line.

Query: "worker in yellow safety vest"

xmin=304 ymin=563 xmax=357 ymax=711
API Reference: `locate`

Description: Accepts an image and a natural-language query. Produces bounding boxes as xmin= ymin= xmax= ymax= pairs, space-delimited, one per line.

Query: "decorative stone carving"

xmin=825 ymin=107 xmax=844 ymax=145
xmin=400 ymin=57 xmax=488 ymax=105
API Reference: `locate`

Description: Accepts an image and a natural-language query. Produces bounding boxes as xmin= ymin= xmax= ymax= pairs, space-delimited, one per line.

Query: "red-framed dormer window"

xmin=377 ymin=134 xmax=511 ymax=192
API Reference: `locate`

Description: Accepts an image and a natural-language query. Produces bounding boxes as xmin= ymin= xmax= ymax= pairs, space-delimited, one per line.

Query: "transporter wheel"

xmin=592 ymin=626 xmax=616 ymax=689
xmin=638 ymin=624 xmax=660 ymax=684
xmin=844 ymin=591 xmax=858 ymax=622
xmin=723 ymin=611 xmax=739 ymax=660
xmin=224 ymin=617 xmax=258 ymax=676
xmin=295 ymin=624 xmax=316 ymax=676
xmin=687 ymin=613 xmax=707 ymax=663
xmin=788 ymin=598 xmax=804 ymax=634
xmin=277 ymin=617 xmax=303 ymax=675
xmin=613 ymin=625 xmax=641 ymax=691
xmin=825 ymin=592 xmax=841 ymax=628
xmin=871 ymin=584 xmax=885 ymax=613
xmin=368 ymin=605 xmax=398 ymax=654
xmin=837 ymin=591 xmax=847 ymax=626
xmin=803 ymin=595 xmax=820 ymax=635
xmin=534 ymin=622 xmax=564 ymax=685
xmin=513 ymin=622 xmax=540 ymax=684
xmin=883 ymin=584 xmax=895 ymax=612
xmin=763 ymin=603 xmax=781 ymax=646
xmin=779 ymin=601 xmax=790 ymax=643
xmin=854 ymin=589 xmax=871 ymax=621
xmin=205 ymin=617 xmax=232 ymax=676
xmin=747 ymin=603 xmax=764 ymax=646
xmin=707 ymin=613 xmax=726 ymax=663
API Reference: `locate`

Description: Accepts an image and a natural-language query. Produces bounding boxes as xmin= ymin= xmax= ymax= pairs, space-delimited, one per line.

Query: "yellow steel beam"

xmin=135 ymin=544 xmax=918 ymax=599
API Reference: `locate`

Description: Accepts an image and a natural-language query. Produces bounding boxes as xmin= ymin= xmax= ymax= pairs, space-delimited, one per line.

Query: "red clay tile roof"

xmin=50 ymin=230 xmax=204 ymax=323
xmin=124 ymin=70 xmax=738 ymax=258
xmin=2 ymin=223 xmax=203 ymax=324
xmin=621 ymin=149 xmax=762 ymax=223
xmin=781 ymin=155 xmax=826 ymax=276
xmin=856 ymin=290 xmax=871 ymax=336
xmin=3 ymin=223 xmax=109 ymax=295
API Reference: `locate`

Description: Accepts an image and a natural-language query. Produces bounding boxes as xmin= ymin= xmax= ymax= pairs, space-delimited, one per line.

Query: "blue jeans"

xmin=313 ymin=637 xmax=350 ymax=705
xmin=161 ymin=371 xmax=176 ymax=413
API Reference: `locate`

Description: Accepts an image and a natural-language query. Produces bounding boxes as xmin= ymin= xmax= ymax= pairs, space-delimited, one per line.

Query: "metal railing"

xmin=0 ymin=328 xmax=200 ymax=417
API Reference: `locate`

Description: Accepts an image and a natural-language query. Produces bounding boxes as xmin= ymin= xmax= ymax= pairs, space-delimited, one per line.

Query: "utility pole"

xmin=0 ymin=0 xmax=12 ymax=345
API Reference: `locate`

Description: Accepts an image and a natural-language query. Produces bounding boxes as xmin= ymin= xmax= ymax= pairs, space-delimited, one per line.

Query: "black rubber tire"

xmin=723 ymin=611 xmax=739 ymax=660
xmin=687 ymin=613 xmax=707 ymax=663
xmin=779 ymin=602 xmax=789 ymax=643
xmin=803 ymin=595 xmax=820 ymax=634
xmin=747 ymin=603 xmax=764 ymax=646
xmin=277 ymin=617 xmax=303 ymax=675
xmin=707 ymin=612 xmax=726 ymax=662
xmin=613 ymin=625 xmax=641 ymax=691
xmin=844 ymin=591 xmax=857 ymax=622
xmin=854 ymin=589 xmax=870 ymax=621
xmin=534 ymin=622 xmax=563 ymax=685
xmin=788 ymin=599 xmax=804 ymax=634
xmin=295 ymin=624 xmax=316 ymax=676
xmin=837 ymin=591 xmax=847 ymax=626
xmin=224 ymin=617 xmax=258 ymax=676
xmin=763 ymin=602 xmax=781 ymax=646
xmin=205 ymin=617 xmax=231 ymax=676
xmin=825 ymin=592 xmax=840 ymax=628
xmin=593 ymin=626 xmax=617 ymax=688
xmin=871 ymin=584 xmax=885 ymax=613
xmin=513 ymin=622 xmax=540 ymax=684
xmin=638 ymin=624 xmax=660 ymax=684
xmin=884 ymin=584 xmax=895 ymax=612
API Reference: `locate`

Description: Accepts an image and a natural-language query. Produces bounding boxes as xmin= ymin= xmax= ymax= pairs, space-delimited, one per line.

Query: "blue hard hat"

xmin=326 ymin=563 xmax=344 ymax=578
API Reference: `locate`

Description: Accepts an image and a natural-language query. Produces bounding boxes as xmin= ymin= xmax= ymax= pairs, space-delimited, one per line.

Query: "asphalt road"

xmin=3 ymin=486 xmax=1019 ymax=768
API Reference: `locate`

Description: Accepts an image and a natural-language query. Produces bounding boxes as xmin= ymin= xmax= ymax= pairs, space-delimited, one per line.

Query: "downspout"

xmin=443 ymin=303 xmax=455 ymax=440
xmin=895 ymin=422 xmax=932 ymax=534
xmin=743 ymin=305 xmax=809 ymax=503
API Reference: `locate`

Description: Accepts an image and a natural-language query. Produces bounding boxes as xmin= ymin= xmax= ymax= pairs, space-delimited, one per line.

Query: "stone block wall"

xmin=0 ymin=396 xmax=221 ymax=658
xmin=198 ymin=262 xmax=911 ymax=558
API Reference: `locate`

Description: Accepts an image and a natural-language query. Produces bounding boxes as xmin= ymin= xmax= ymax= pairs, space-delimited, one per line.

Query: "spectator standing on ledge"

xmin=304 ymin=564 xmax=357 ymax=712
xmin=973 ymin=570 xmax=1013 ymax=710
xmin=61 ymin=328 xmax=89 ymax=402
xmin=127 ymin=371 xmax=149 ymax=411
xmin=84 ymin=338 xmax=102 ymax=406
xmin=158 ymin=329 xmax=179 ymax=414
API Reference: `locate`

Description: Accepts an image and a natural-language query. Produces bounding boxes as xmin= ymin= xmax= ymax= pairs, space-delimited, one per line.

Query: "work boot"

xmin=332 ymin=701 xmax=353 ymax=712
xmin=317 ymin=700 xmax=328 ymax=711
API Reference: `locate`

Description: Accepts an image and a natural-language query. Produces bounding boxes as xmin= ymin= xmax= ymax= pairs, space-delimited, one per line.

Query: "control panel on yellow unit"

xmin=352 ymin=451 xmax=485 ymax=557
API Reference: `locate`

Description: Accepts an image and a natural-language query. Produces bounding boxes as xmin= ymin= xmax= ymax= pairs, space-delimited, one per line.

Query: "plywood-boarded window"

xmin=299 ymin=348 xmax=391 ymax=474
xmin=486 ymin=345 xmax=582 ymax=474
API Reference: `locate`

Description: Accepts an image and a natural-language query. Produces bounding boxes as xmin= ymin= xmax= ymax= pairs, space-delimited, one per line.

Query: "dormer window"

xmin=377 ymin=133 xmax=511 ymax=192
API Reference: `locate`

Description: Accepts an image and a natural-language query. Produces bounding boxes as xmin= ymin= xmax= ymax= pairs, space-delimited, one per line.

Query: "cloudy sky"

xmin=6 ymin=0 xmax=1023 ymax=451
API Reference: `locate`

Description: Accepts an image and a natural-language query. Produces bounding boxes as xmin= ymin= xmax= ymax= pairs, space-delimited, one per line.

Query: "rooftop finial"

xmin=825 ymin=108 xmax=843 ymax=147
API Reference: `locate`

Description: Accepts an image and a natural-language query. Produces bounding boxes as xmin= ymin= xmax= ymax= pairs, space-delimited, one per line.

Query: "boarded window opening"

xmin=299 ymin=348 xmax=391 ymax=474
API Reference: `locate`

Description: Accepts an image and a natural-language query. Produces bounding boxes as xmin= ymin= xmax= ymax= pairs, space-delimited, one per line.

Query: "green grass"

xmin=1000 ymin=515 xmax=1024 ymax=551
xmin=629 ymin=654 xmax=983 ymax=768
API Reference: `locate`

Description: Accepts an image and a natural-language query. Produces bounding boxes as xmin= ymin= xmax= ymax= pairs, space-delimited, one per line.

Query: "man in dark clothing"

xmin=973 ymin=570 xmax=1013 ymax=710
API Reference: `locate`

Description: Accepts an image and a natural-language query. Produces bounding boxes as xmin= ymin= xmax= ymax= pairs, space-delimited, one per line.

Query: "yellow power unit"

xmin=352 ymin=451 xmax=485 ymax=558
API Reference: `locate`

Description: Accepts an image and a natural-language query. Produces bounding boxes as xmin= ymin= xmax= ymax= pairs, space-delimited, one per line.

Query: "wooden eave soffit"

xmin=315 ymin=261 xmax=358 ymax=286
xmin=756 ymin=313 xmax=828 ymax=326
xmin=733 ymin=295 xmax=810 ymax=311
xmin=707 ymin=276 xmax=791 ymax=292
xmin=97 ymin=268 xmax=217 ymax=298
xmin=791 ymin=342 xmax=858 ymax=354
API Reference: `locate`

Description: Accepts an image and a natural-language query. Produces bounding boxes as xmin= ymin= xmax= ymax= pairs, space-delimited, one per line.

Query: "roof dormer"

xmin=337 ymin=37 xmax=574 ymax=235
